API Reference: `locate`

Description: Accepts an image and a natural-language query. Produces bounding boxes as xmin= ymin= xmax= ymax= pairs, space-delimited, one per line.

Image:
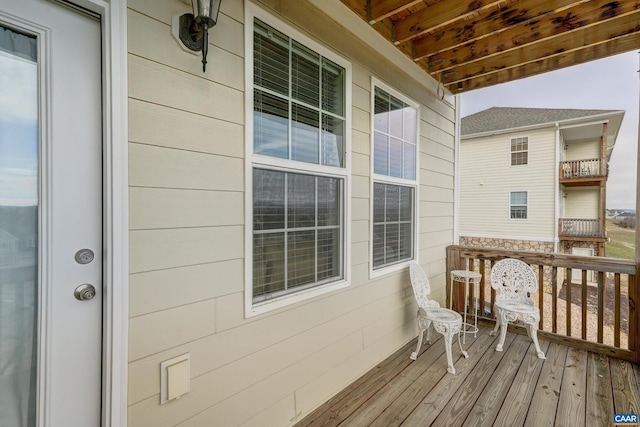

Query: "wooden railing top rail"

xmin=447 ymin=245 xmax=636 ymax=275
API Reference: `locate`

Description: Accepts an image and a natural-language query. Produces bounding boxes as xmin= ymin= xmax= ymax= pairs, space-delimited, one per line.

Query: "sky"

xmin=460 ymin=50 xmax=639 ymax=210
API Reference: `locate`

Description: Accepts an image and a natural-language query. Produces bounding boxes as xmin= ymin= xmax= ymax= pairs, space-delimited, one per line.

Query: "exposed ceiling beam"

xmin=369 ymin=0 xmax=425 ymax=23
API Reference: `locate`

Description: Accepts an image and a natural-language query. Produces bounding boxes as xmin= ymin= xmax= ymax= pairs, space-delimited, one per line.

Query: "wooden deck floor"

xmin=295 ymin=323 xmax=640 ymax=427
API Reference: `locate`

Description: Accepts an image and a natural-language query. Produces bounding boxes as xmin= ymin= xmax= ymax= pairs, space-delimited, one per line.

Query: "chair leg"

xmin=490 ymin=308 xmax=501 ymax=337
xmin=496 ymin=312 xmax=508 ymax=352
xmin=525 ymin=323 xmax=546 ymax=359
xmin=443 ymin=326 xmax=456 ymax=374
xmin=410 ymin=327 xmax=424 ymax=360
xmin=456 ymin=328 xmax=468 ymax=359
xmin=425 ymin=319 xmax=433 ymax=344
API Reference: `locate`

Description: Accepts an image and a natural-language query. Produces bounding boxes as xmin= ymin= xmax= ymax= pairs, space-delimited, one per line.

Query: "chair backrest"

xmin=490 ymin=258 xmax=538 ymax=302
xmin=409 ymin=261 xmax=432 ymax=309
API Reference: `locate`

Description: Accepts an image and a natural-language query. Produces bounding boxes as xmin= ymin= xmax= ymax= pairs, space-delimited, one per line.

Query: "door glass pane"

xmin=0 ymin=25 xmax=38 ymax=427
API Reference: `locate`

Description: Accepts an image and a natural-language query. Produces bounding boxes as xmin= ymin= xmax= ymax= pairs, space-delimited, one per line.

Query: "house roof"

xmin=461 ymin=107 xmax=622 ymax=135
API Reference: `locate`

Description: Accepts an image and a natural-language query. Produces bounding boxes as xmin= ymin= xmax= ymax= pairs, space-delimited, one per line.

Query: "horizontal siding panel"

xmin=352 ymin=107 xmax=370 ymax=134
xmin=130 ymin=259 xmax=243 ymax=317
xmin=352 ymin=129 xmax=370 ymax=155
xmin=215 ymin=292 xmax=245 ymax=332
xmin=352 ymin=197 xmax=370 ymax=221
xmin=128 ymin=55 xmax=243 ymax=124
xmin=352 ymin=83 xmax=370 ymax=111
xmin=421 ymin=153 xmax=454 ymax=176
xmin=130 ymin=188 xmax=243 ymax=230
xmin=352 ymin=175 xmax=370 ymax=198
xmin=352 ymin=219 xmax=369 ymax=243
xmin=129 ymin=299 xmax=216 ymax=361
xmin=129 ymin=143 xmax=244 ymax=191
xmin=421 ymin=169 xmax=454 ymax=189
xmin=420 ymin=215 xmax=454 ymax=233
xmin=128 ymin=10 xmax=243 ymax=90
xmin=129 ymin=99 xmax=244 ymax=158
xmin=420 ymin=201 xmax=454 ymax=217
xmin=352 ymin=152 xmax=370 ymax=177
xmin=240 ymin=396 xmax=296 ymax=427
xmin=420 ymin=186 xmax=453 ymax=203
xmin=130 ymin=226 xmax=244 ymax=273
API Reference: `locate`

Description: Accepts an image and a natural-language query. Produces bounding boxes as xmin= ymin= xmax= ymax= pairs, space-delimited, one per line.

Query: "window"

xmin=371 ymin=83 xmax=418 ymax=271
xmin=510 ymin=137 xmax=528 ymax=165
xmin=510 ymin=191 xmax=528 ymax=219
xmin=248 ymin=13 xmax=350 ymax=311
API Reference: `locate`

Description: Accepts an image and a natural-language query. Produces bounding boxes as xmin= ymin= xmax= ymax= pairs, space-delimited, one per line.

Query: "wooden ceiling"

xmin=339 ymin=0 xmax=640 ymax=93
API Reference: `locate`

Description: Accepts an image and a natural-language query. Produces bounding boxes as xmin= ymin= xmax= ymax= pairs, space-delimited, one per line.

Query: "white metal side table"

xmin=450 ymin=270 xmax=483 ymax=344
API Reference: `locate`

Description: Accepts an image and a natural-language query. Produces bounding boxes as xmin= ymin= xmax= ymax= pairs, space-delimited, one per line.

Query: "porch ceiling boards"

xmin=339 ymin=0 xmax=640 ymax=93
xmin=295 ymin=324 xmax=640 ymax=426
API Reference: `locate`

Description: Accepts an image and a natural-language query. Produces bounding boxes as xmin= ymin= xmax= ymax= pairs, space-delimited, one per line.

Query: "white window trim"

xmin=509 ymin=190 xmax=528 ymax=220
xmin=510 ymin=135 xmax=529 ymax=166
xmin=244 ymin=2 xmax=352 ymax=317
xmin=369 ymin=77 xmax=420 ymax=278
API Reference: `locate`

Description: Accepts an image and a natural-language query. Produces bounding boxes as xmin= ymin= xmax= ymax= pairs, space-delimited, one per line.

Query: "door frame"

xmin=65 ymin=0 xmax=128 ymax=425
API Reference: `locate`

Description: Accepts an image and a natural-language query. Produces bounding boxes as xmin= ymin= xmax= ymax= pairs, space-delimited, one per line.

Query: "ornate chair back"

xmin=490 ymin=258 xmax=538 ymax=303
xmin=409 ymin=261 xmax=436 ymax=309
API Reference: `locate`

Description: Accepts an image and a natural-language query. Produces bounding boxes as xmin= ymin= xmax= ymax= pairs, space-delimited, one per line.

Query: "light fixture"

xmin=177 ymin=0 xmax=222 ymax=72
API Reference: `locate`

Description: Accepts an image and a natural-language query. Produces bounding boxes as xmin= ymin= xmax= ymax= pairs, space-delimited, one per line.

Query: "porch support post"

xmin=599 ymin=123 xmax=607 ymax=256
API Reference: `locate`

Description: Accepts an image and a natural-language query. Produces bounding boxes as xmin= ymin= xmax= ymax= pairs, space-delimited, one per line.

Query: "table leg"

xmin=463 ymin=278 xmax=468 ymax=344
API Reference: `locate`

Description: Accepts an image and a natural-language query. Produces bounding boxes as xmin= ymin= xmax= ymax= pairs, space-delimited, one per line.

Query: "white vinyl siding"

xmin=564 ymin=139 xmax=600 ymax=161
xmin=564 ymin=189 xmax=599 ymax=218
xmin=459 ymin=128 xmax=556 ymax=239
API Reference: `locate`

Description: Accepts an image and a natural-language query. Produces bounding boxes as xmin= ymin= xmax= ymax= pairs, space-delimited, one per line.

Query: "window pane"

xmin=322 ymin=58 xmax=344 ymax=116
xmin=374 ymin=88 xmax=389 ymax=133
xmin=403 ymin=142 xmax=416 ymax=180
xmin=288 ymin=173 xmax=316 ymax=228
xmin=374 ymin=132 xmax=389 ymax=175
xmin=385 ymin=184 xmax=400 ymax=221
xmin=389 ymin=96 xmax=404 ymax=138
xmin=292 ymin=41 xmax=320 ymax=107
xmin=399 ymin=222 xmax=413 ymax=260
xmin=318 ymin=177 xmax=340 ymax=226
xmin=373 ymin=183 xmax=385 ymax=223
xmin=321 ymin=115 xmax=344 ymax=167
xmin=389 ymin=137 xmax=403 ymax=178
xmin=511 ymin=191 xmax=527 ymax=204
xmin=254 ymin=19 xmax=289 ymax=95
xmin=372 ymin=224 xmax=385 ymax=268
xmin=291 ymin=103 xmax=319 ymax=164
xmin=385 ymin=223 xmax=400 ymax=263
xmin=253 ymin=233 xmax=285 ymax=298
xmin=317 ymin=228 xmax=340 ymax=280
xmin=403 ymin=106 xmax=417 ymax=143
xmin=253 ymin=169 xmax=285 ymax=230
xmin=511 ymin=206 xmax=527 ymax=219
xmin=288 ymin=230 xmax=316 ymax=287
xmin=254 ymin=89 xmax=288 ymax=159
xmin=399 ymin=186 xmax=413 ymax=221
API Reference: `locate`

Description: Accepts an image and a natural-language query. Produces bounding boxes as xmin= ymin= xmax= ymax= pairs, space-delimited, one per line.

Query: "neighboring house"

xmin=459 ymin=107 xmax=624 ymax=257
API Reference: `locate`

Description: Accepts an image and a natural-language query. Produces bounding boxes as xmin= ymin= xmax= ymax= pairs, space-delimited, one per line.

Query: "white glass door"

xmin=0 ymin=1 xmax=103 ymax=425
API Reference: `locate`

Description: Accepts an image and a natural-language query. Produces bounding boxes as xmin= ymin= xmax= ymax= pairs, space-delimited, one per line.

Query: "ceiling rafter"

xmin=339 ymin=0 xmax=640 ymax=92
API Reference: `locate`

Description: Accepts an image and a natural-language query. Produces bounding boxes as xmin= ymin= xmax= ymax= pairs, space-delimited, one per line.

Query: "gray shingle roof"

xmin=461 ymin=107 xmax=620 ymax=135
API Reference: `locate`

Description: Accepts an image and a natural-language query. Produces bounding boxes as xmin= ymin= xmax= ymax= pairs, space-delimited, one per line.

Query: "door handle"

xmin=74 ymin=284 xmax=96 ymax=301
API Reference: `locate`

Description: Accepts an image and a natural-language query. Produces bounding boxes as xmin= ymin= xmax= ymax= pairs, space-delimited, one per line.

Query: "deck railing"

xmin=446 ymin=245 xmax=639 ymax=362
xmin=558 ymin=218 xmax=602 ymax=237
xmin=560 ymin=158 xmax=604 ymax=178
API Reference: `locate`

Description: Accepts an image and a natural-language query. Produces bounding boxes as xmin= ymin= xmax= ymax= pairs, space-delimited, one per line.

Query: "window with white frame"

xmin=510 ymin=136 xmax=528 ymax=165
xmin=371 ymin=84 xmax=418 ymax=270
xmin=250 ymin=16 xmax=349 ymax=305
xmin=510 ymin=191 xmax=528 ymax=219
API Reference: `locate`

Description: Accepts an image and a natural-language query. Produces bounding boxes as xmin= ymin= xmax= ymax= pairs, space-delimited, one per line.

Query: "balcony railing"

xmin=446 ymin=245 xmax=638 ymax=362
xmin=560 ymin=158 xmax=604 ymax=179
xmin=558 ymin=218 xmax=603 ymax=238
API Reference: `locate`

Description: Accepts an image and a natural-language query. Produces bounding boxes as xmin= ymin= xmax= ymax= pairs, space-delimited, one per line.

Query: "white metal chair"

xmin=409 ymin=261 xmax=468 ymax=374
xmin=490 ymin=258 xmax=546 ymax=359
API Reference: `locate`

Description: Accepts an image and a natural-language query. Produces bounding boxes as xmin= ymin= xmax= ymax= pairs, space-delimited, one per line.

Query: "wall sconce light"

xmin=177 ymin=0 xmax=222 ymax=72
xmin=563 ymin=192 xmax=568 ymax=198
xmin=564 ymin=144 xmax=569 ymax=150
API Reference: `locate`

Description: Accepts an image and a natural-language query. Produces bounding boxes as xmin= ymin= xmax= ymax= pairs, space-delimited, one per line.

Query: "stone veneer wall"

xmin=459 ymin=236 xmax=555 ymax=253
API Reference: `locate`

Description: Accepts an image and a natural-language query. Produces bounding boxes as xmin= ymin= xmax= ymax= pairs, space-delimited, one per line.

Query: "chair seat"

xmin=426 ymin=307 xmax=462 ymax=324
xmin=494 ymin=300 xmax=537 ymax=315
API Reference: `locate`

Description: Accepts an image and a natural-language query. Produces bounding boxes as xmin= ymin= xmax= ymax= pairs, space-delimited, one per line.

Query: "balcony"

xmin=559 ymin=159 xmax=606 ymax=187
xmin=558 ymin=218 xmax=605 ymax=241
xmin=295 ymin=246 xmax=639 ymax=426
xmin=295 ymin=324 xmax=639 ymax=426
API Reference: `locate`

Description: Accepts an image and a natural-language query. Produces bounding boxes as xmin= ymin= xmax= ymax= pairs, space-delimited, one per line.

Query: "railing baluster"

xmin=582 ymin=270 xmax=588 ymax=340
xmin=480 ymin=259 xmax=486 ymax=318
xmin=567 ymin=267 xmax=572 ymax=337
xmin=538 ymin=265 xmax=544 ymax=329
xmin=468 ymin=258 xmax=475 ymax=315
xmin=614 ymin=273 xmax=621 ymax=348
xmin=597 ymin=271 xmax=605 ymax=343
xmin=552 ymin=267 xmax=558 ymax=333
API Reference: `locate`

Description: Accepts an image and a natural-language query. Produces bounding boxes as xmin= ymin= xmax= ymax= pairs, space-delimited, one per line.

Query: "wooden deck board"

xmin=294 ymin=324 xmax=638 ymax=427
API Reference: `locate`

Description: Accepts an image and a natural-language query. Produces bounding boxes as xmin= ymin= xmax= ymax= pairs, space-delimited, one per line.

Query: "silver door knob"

xmin=74 ymin=284 xmax=96 ymax=301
